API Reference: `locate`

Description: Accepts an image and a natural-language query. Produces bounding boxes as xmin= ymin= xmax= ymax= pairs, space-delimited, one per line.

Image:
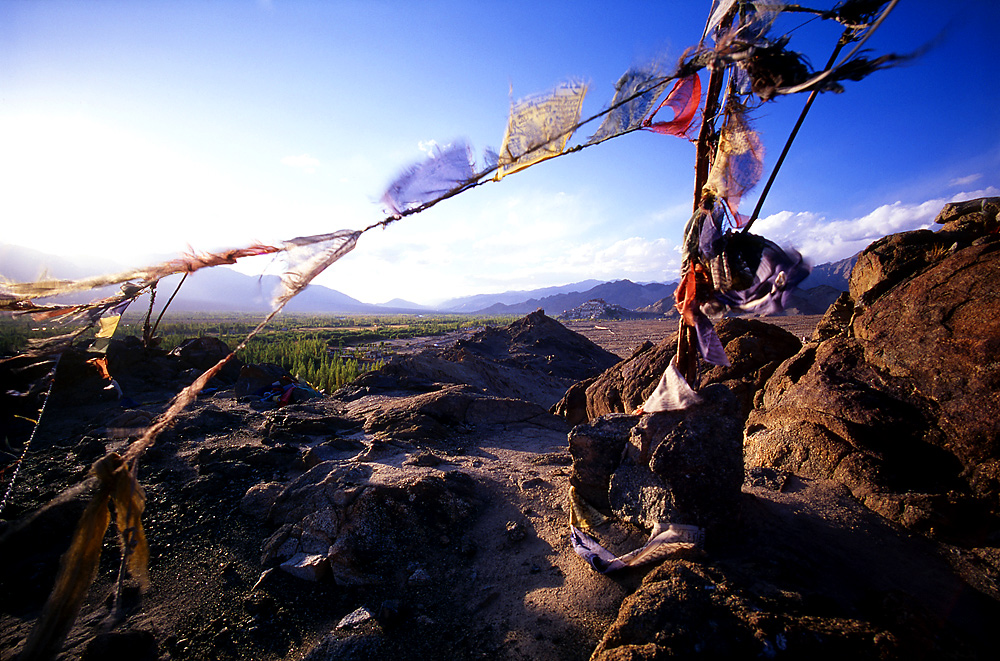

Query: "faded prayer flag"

xmin=274 ymin=230 xmax=361 ymax=309
xmin=90 ymin=300 xmax=131 ymax=355
xmin=587 ymin=67 xmax=667 ymax=145
xmin=382 ymin=140 xmax=476 ymax=215
xmin=495 ymin=80 xmax=588 ymax=180
xmin=704 ymin=105 xmax=763 ymax=224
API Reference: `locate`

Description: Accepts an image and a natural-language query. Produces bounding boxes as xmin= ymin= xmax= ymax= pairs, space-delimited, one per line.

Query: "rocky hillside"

xmin=1 ymin=198 xmax=998 ymax=660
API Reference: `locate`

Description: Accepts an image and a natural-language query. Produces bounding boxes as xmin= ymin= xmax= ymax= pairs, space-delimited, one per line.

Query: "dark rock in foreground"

xmin=569 ymin=385 xmax=743 ymax=541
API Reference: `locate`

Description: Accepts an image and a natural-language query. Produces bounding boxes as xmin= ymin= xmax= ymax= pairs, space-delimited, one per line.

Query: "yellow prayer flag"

xmin=495 ymin=80 xmax=588 ymax=180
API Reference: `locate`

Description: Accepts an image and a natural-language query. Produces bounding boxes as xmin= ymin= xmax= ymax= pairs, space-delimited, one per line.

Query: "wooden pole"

xmin=678 ymin=5 xmax=736 ymax=387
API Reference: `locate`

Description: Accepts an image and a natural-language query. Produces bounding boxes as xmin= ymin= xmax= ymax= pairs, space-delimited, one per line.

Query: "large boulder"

xmin=746 ymin=197 xmax=1000 ymax=540
xmin=569 ymin=385 xmax=743 ymax=540
xmin=592 ymin=477 xmax=1000 ymax=660
xmin=261 ymin=462 xmax=481 ymax=587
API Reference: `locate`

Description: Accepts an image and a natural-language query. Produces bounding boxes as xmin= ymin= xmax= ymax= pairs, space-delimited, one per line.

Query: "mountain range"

xmin=0 ymin=244 xmax=855 ymax=316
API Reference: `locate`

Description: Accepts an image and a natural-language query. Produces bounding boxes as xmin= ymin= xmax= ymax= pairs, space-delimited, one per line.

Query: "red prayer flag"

xmin=643 ymin=74 xmax=702 ymax=138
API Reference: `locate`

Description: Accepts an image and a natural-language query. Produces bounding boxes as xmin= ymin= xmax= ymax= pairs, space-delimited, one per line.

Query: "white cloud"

xmin=280 ymin=153 xmax=321 ymax=173
xmin=949 ymin=173 xmax=982 ymax=187
xmin=754 ymin=186 xmax=1000 ymax=266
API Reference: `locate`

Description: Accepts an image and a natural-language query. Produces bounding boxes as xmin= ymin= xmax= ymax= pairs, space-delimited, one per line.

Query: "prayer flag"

xmin=495 ymin=80 xmax=588 ymax=180
xmin=587 ymin=67 xmax=666 ymax=145
xmin=642 ymin=74 xmax=702 ymax=139
xmin=382 ymin=140 xmax=476 ymax=215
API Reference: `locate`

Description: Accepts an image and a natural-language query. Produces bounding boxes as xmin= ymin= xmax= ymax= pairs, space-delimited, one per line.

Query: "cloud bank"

xmin=753 ymin=186 xmax=1000 ymax=265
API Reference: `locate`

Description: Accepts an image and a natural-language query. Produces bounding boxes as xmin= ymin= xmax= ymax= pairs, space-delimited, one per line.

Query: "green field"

xmin=0 ymin=312 xmax=519 ymax=392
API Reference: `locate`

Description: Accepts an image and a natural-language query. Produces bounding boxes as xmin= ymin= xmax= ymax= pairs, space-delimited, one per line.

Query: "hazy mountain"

xmin=0 ymin=244 xmax=114 ymax=282
xmin=781 ymin=284 xmax=844 ymax=315
xmin=473 ymin=280 xmax=675 ymax=316
xmin=439 ymin=280 xmax=603 ymax=312
xmin=161 ymin=269 xmax=376 ymax=313
xmin=800 ymin=253 xmax=858 ymax=291
xmin=3 ymin=242 xmax=857 ymax=316
xmin=376 ymin=299 xmax=434 ymax=312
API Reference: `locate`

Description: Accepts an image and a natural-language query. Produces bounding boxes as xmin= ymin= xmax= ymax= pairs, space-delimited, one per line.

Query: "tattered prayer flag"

xmin=704 ymin=0 xmax=738 ymax=39
xmin=716 ymin=236 xmax=810 ymax=316
xmin=570 ymin=521 xmax=703 ymax=573
xmin=704 ymin=105 xmax=763 ymax=225
xmin=694 ymin=314 xmax=730 ymax=366
xmin=90 ymin=300 xmax=130 ymax=355
xmin=587 ymin=68 xmax=666 ymax=145
xmin=639 ymin=358 xmax=703 ymax=413
xmin=495 ymin=80 xmax=588 ymax=180
xmin=642 ymin=74 xmax=702 ymax=139
xmin=382 ymin=141 xmax=476 ymax=215
xmin=273 ymin=230 xmax=361 ymax=309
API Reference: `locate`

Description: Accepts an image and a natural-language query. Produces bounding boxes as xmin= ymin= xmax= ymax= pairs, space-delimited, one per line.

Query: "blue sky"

xmin=2 ymin=0 xmax=997 ymax=306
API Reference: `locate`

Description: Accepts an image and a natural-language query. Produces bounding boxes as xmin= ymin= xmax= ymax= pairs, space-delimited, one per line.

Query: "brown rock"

xmin=609 ymin=385 xmax=743 ymax=537
xmin=169 ymin=336 xmax=242 ymax=382
xmin=812 ymin=291 xmax=854 ymax=341
xmin=240 ymin=481 xmax=286 ymax=520
xmin=747 ymin=207 xmax=1000 ymax=536
xmin=744 ymin=337 xmax=967 ymax=532
xmin=853 ymin=239 xmax=1000 ymax=489
xmin=848 ymin=229 xmax=951 ymax=306
xmin=567 ymin=414 xmax=639 ymax=510
xmin=934 ymin=196 xmax=1000 ymax=230
xmin=235 ymin=363 xmax=294 ymax=397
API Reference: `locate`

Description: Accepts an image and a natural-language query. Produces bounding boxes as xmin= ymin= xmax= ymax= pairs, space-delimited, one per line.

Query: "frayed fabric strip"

xmin=639 ymin=358 xmax=703 ymax=413
xmin=570 ymin=522 xmax=703 ymax=574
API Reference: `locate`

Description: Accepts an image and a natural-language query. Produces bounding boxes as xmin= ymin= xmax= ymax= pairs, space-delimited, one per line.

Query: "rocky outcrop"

xmin=339 ymin=310 xmax=621 ymax=412
xmin=569 ymin=385 xmax=744 ymax=540
xmin=554 ymin=317 xmax=800 ymax=424
xmin=261 ymin=463 xmax=480 ymax=586
xmin=592 ymin=477 xmax=1000 ymax=660
xmin=745 ymin=197 xmax=1000 ymax=540
xmin=169 ymin=336 xmax=243 ymax=383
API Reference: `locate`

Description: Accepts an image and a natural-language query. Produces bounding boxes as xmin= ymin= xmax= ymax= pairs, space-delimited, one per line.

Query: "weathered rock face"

xmin=854 ymin=239 xmax=1000 ymax=473
xmin=609 ymin=386 xmax=744 ymax=537
xmin=567 ymin=414 xmax=638 ymax=510
xmin=555 ymin=317 xmax=800 ymax=424
xmin=746 ymin=197 xmax=1000 ymax=539
xmin=569 ymin=385 xmax=743 ymax=540
xmin=262 ymin=462 xmax=480 ymax=586
xmin=701 ymin=319 xmax=803 ymax=419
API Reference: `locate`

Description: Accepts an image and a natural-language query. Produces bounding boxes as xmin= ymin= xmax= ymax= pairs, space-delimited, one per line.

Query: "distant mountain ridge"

xmin=473 ymin=280 xmax=677 ymax=316
xmin=438 ymin=280 xmax=603 ymax=312
xmin=800 ymin=253 xmax=857 ymax=290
